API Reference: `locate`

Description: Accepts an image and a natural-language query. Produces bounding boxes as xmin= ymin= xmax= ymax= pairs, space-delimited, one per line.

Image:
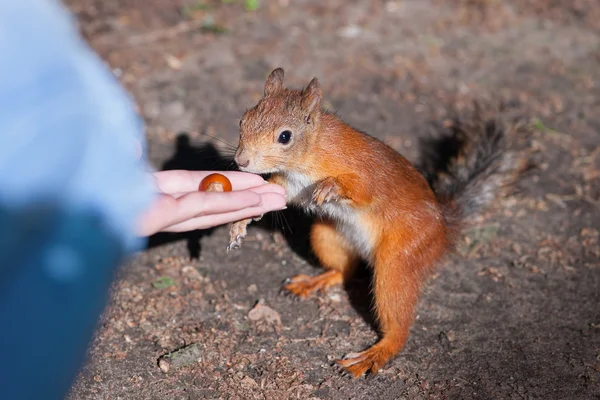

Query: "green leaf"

xmin=245 ymin=0 xmax=259 ymax=11
xmin=152 ymin=276 xmax=176 ymax=289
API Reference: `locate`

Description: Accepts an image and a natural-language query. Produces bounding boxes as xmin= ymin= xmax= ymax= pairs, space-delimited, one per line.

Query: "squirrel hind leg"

xmin=283 ymin=219 xmax=359 ymax=298
xmin=338 ymin=246 xmax=426 ymax=378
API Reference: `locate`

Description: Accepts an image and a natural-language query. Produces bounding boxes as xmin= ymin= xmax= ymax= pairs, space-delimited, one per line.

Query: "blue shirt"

xmin=0 ymin=1 xmax=156 ymax=398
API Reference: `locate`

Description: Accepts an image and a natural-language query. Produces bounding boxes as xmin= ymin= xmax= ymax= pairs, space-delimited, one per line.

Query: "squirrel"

xmin=227 ymin=68 xmax=529 ymax=378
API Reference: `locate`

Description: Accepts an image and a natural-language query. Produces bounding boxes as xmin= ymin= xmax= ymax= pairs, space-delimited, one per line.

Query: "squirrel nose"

xmin=235 ymin=154 xmax=250 ymax=168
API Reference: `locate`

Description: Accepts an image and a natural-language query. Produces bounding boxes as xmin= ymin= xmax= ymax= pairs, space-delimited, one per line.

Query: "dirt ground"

xmin=63 ymin=0 xmax=599 ymax=399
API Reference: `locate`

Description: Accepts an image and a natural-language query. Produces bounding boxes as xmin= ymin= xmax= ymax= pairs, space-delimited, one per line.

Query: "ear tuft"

xmin=301 ymin=77 xmax=322 ymax=119
xmin=264 ymin=68 xmax=285 ymax=96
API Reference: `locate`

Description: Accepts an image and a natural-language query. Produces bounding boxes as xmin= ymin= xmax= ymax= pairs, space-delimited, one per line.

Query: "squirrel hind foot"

xmin=283 ymin=270 xmax=343 ymax=298
xmin=337 ymin=341 xmax=397 ymax=378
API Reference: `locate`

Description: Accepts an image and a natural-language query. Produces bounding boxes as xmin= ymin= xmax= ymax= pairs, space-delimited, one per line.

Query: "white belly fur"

xmin=320 ymin=202 xmax=374 ymax=261
xmin=283 ymin=172 xmax=375 ymax=261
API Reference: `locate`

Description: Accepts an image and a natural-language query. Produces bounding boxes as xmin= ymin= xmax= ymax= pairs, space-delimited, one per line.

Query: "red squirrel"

xmin=227 ymin=68 xmax=528 ymax=378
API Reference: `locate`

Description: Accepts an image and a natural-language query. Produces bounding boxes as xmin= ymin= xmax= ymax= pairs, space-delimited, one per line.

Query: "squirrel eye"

xmin=278 ymin=130 xmax=292 ymax=144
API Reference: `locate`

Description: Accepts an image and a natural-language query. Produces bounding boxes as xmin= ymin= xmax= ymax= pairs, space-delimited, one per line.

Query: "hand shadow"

xmin=146 ymin=133 xmax=237 ymax=259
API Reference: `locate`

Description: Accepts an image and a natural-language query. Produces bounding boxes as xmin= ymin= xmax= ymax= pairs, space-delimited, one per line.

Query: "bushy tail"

xmin=417 ymin=103 xmax=532 ymax=244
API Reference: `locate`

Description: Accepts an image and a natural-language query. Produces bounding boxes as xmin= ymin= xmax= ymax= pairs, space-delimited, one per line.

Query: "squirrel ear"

xmin=264 ymin=68 xmax=284 ymax=96
xmin=301 ymin=77 xmax=322 ymax=120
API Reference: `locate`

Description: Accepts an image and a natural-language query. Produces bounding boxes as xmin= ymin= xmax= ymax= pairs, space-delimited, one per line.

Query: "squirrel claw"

xmin=342 ymin=352 xmax=363 ymax=360
xmin=280 ymin=287 xmax=301 ymax=301
xmin=226 ymin=236 xmax=242 ymax=252
xmin=336 ymin=346 xmax=388 ymax=378
xmin=312 ymin=177 xmax=341 ymax=206
xmin=335 ymin=367 xmax=348 ymax=378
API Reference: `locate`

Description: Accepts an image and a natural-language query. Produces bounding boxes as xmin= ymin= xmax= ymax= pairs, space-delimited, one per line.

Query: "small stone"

xmin=165 ymin=54 xmax=182 ymax=70
xmin=248 ymin=300 xmax=281 ymax=325
xmin=328 ymin=293 xmax=341 ymax=303
xmin=157 ymin=343 xmax=203 ymax=373
xmin=338 ymin=25 xmax=362 ymax=38
xmin=158 ymin=358 xmax=171 ymax=373
xmin=446 ymin=330 xmax=456 ymax=342
xmin=581 ymin=228 xmax=599 ymax=237
xmin=241 ymin=376 xmax=259 ymax=388
xmin=535 ymin=200 xmax=549 ymax=211
xmin=512 ymin=243 xmax=522 ymax=255
xmin=247 ymin=284 xmax=258 ymax=294
xmin=204 ymin=282 xmax=217 ymax=296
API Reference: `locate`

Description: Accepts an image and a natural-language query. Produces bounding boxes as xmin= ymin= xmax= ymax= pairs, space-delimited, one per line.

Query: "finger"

xmin=153 ymin=170 xmax=267 ymax=193
xmin=162 ymin=192 xmax=287 ymax=232
xmin=137 ymin=190 xmax=263 ymax=236
xmin=245 ymin=183 xmax=286 ymax=196
xmin=174 ymin=190 xmax=263 ymax=221
xmin=167 ymin=183 xmax=286 ymax=199
xmin=163 ymin=196 xmax=285 ymax=232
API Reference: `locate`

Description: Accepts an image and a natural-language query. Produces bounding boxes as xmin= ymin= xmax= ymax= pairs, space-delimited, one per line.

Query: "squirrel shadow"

xmin=146 ymin=133 xmax=236 ymax=258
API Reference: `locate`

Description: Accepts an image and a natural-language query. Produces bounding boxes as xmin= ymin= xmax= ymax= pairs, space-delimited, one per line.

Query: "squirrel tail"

xmin=418 ymin=103 xmax=532 ymax=245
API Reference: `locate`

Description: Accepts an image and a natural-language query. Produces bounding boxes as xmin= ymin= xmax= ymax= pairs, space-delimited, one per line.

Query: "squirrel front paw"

xmin=227 ymin=214 xmax=264 ymax=251
xmin=312 ymin=177 xmax=341 ymax=206
xmin=227 ymin=218 xmax=251 ymax=251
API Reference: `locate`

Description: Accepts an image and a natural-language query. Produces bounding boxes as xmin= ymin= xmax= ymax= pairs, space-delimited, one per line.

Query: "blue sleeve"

xmin=0 ymin=1 xmax=157 ymax=399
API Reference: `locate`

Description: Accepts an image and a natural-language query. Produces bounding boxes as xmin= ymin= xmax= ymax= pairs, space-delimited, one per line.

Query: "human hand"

xmin=136 ymin=170 xmax=287 ymax=236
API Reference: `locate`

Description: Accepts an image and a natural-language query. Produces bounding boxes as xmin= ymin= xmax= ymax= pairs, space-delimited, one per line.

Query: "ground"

xmin=63 ymin=1 xmax=599 ymax=399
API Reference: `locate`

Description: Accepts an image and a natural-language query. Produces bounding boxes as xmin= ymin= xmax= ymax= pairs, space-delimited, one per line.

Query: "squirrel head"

xmin=234 ymin=68 xmax=322 ymax=174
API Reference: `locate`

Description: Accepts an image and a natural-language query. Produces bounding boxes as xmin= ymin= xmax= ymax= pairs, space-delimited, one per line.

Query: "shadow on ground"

xmin=148 ymin=132 xmax=381 ymax=332
xmin=147 ymin=134 xmax=237 ymax=258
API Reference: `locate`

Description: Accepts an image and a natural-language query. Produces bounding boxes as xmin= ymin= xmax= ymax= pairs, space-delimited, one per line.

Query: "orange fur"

xmin=228 ymin=68 xmax=526 ymax=378
xmin=284 ymin=219 xmax=360 ymax=298
xmin=310 ymin=219 xmax=360 ymax=279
